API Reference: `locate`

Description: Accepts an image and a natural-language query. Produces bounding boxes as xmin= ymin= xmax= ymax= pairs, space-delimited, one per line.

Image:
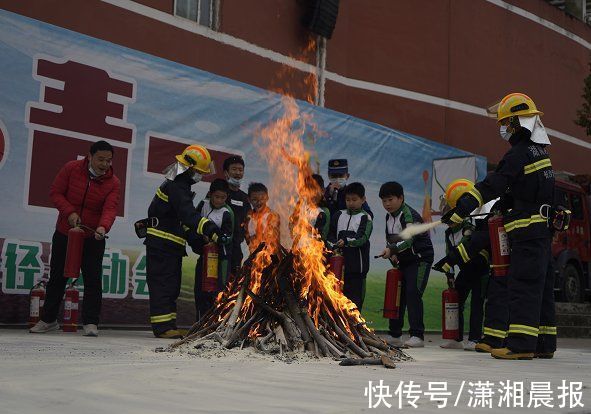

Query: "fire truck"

xmin=553 ymin=175 xmax=591 ymax=303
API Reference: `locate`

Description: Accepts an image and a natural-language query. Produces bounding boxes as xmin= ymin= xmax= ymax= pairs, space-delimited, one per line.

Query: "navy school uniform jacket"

xmin=324 ymin=185 xmax=374 ymax=219
xmin=329 ymin=208 xmax=373 ymax=275
xmin=385 ymin=203 xmax=434 ymax=265
xmin=192 ymin=200 xmax=234 ymax=260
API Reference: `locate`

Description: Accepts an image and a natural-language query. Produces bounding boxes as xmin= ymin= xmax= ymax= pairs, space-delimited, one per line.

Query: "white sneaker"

xmin=83 ymin=324 xmax=98 ymax=337
xmin=383 ymin=335 xmax=404 ymax=347
xmin=404 ymin=336 xmax=425 ymax=348
xmin=463 ymin=340 xmax=477 ymax=351
xmin=440 ymin=339 xmax=464 ymax=349
xmin=29 ymin=320 xmax=59 ymax=333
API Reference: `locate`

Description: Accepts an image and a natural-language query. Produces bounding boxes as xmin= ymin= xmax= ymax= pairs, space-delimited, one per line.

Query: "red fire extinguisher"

xmin=383 ymin=268 xmax=402 ymax=319
xmin=488 ymin=214 xmax=510 ymax=277
xmin=62 ymin=281 xmax=79 ymax=332
xmin=64 ymin=226 xmax=85 ymax=279
xmin=29 ymin=280 xmax=46 ymax=327
xmin=328 ymin=249 xmax=344 ymax=282
xmin=202 ymin=242 xmax=219 ymax=292
xmin=442 ymin=276 xmax=460 ymax=340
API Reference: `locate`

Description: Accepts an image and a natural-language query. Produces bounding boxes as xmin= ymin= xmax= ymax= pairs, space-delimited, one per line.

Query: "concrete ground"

xmin=0 ymin=329 xmax=589 ymax=414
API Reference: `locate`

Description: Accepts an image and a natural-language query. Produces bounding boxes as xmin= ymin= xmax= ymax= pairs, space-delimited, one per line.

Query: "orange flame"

xmin=229 ymin=38 xmax=366 ymax=336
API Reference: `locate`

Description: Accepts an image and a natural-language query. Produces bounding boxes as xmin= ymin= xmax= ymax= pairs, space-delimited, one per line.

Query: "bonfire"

xmin=160 ymin=86 xmax=411 ymax=368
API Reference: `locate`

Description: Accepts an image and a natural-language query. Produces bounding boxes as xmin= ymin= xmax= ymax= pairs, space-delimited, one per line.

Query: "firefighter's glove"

xmin=433 ymin=257 xmax=454 ymax=276
xmin=440 ymin=208 xmax=464 ymax=226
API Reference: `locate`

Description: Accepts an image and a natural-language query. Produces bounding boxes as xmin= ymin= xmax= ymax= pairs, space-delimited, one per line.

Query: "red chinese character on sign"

xmin=26 ymin=56 xmax=136 ymax=216
xmin=28 ymin=58 xmax=135 ymax=143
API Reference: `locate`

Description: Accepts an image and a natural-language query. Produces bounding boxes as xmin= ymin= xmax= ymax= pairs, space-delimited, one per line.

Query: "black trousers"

xmin=506 ymin=237 xmax=556 ymax=353
xmin=230 ymin=245 xmax=243 ymax=275
xmin=389 ymin=260 xmax=431 ymax=340
xmin=42 ymin=230 xmax=105 ymax=325
xmin=343 ymin=272 xmax=366 ymax=311
xmin=481 ymin=272 xmax=510 ymax=348
xmin=146 ymin=246 xmax=182 ymax=335
xmin=455 ymin=257 xmax=488 ymax=342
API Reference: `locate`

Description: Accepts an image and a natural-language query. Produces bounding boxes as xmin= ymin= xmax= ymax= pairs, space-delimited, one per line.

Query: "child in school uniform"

xmin=193 ymin=179 xmax=234 ymax=320
xmin=328 ymin=182 xmax=373 ymax=310
xmin=245 ymin=182 xmax=280 ymax=254
xmin=378 ymin=181 xmax=434 ymax=348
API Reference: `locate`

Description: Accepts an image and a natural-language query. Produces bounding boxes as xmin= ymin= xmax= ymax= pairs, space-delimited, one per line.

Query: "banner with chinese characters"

xmin=0 ymin=10 xmax=486 ymax=325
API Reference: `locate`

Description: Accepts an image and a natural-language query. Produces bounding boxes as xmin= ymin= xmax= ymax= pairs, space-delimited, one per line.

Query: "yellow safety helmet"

xmin=445 ymin=179 xmax=475 ymax=208
xmin=175 ymin=145 xmax=213 ymax=174
xmin=496 ymin=93 xmax=543 ymax=123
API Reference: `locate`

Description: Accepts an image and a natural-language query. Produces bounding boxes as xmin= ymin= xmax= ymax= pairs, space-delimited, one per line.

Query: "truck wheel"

xmin=560 ymin=263 xmax=582 ymax=303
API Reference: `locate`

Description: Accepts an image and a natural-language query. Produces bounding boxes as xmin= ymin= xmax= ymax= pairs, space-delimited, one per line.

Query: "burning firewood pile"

xmin=158 ymin=95 xmax=411 ymax=368
xmin=161 ymin=243 xmax=411 ymax=368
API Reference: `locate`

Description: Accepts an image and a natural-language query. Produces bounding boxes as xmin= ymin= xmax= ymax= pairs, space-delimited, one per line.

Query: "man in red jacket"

xmin=30 ymin=140 xmax=120 ymax=337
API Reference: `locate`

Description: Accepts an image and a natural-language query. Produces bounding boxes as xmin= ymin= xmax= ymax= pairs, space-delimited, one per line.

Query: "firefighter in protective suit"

xmin=144 ymin=145 xmax=220 ymax=338
xmin=442 ymin=93 xmax=556 ymax=360
xmin=437 ymin=180 xmax=512 ymax=352
xmin=433 ymin=180 xmax=491 ymax=350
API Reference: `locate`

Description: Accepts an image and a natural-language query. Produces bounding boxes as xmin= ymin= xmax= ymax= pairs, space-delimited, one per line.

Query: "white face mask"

xmin=227 ymin=177 xmax=241 ymax=188
xmin=192 ymin=172 xmax=203 ymax=184
xmin=330 ymin=178 xmax=347 ymax=187
xmin=499 ymin=125 xmax=512 ymax=141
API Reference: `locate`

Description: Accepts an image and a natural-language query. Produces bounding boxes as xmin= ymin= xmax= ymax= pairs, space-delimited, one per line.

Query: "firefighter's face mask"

xmin=499 ymin=125 xmax=512 ymax=141
xmin=189 ymin=170 xmax=203 ymax=184
xmin=499 ymin=117 xmax=519 ymax=141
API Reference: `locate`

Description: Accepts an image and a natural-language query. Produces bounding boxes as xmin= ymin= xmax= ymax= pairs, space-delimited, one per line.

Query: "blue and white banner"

xmin=0 ymin=10 xmax=486 ymax=324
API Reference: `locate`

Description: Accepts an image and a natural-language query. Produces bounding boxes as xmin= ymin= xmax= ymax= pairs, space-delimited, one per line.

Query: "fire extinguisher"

xmin=64 ymin=226 xmax=85 ymax=279
xmin=62 ymin=281 xmax=79 ymax=332
xmin=328 ymin=249 xmax=344 ymax=282
xmin=29 ymin=280 xmax=46 ymax=327
xmin=202 ymin=242 xmax=219 ymax=292
xmin=383 ymin=268 xmax=402 ymax=319
xmin=442 ymin=276 xmax=460 ymax=340
xmin=488 ymin=214 xmax=510 ymax=277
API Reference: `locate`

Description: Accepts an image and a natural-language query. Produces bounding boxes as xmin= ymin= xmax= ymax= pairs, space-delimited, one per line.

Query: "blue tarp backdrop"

xmin=0 ymin=10 xmax=486 ymax=324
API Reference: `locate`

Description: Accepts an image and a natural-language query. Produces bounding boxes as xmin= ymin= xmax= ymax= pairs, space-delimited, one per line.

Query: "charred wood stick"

xmin=361 ymin=337 xmax=390 ymax=352
xmin=358 ymin=324 xmax=383 ymax=343
xmin=339 ymin=358 xmax=383 ymax=366
xmin=380 ymin=355 xmax=397 ymax=369
xmin=332 ymin=323 xmax=371 ymax=358
xmin=224 ymin=274 xmax=250 ymax=338
xmin=246 ymin=289 xmax=283 ymax=319
xmin=245 ymin=289 xmax=301 ymax=350
xmin=167 ymin=322 xmax=221 ymax=350
xmin=319 ymin=326 xmax=346 ymax=353
xmin=351 ymin=326 xmax=369 ymax=353
xmin=320 ymin=330 xmax=346 ymax=358
xmin=279 ymin=273 xmax=314 ymax=352
xmin=312 ymin=339 xmax=320 ymax=358
xmin=302 ymin=312 xmax=330 ymax=357
xmin=186 ymin=304 xmax=220 ymax=336
xmin=368 ymin=345 xmax=387 ymax=356
xmin=224 ymin=311 xmax=261 ymax=348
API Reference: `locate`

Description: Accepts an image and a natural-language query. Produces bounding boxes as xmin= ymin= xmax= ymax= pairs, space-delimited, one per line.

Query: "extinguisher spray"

xmin=29 ymin=280 xmax=47 ymax=328
xmin=442 ymin=275 xmax=460 ymax=340
xmin=383 ymin=268 xmax=402 ymax=319
xmin=328 ymin=248 xmax=345 ymax=282
xmin=202 ymin=242 xmax=219 ymax=292
xmin=62 ymin=280 xmax=79 ymax=332
xmin=488 ymin=214 xmax=510 ymax=277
